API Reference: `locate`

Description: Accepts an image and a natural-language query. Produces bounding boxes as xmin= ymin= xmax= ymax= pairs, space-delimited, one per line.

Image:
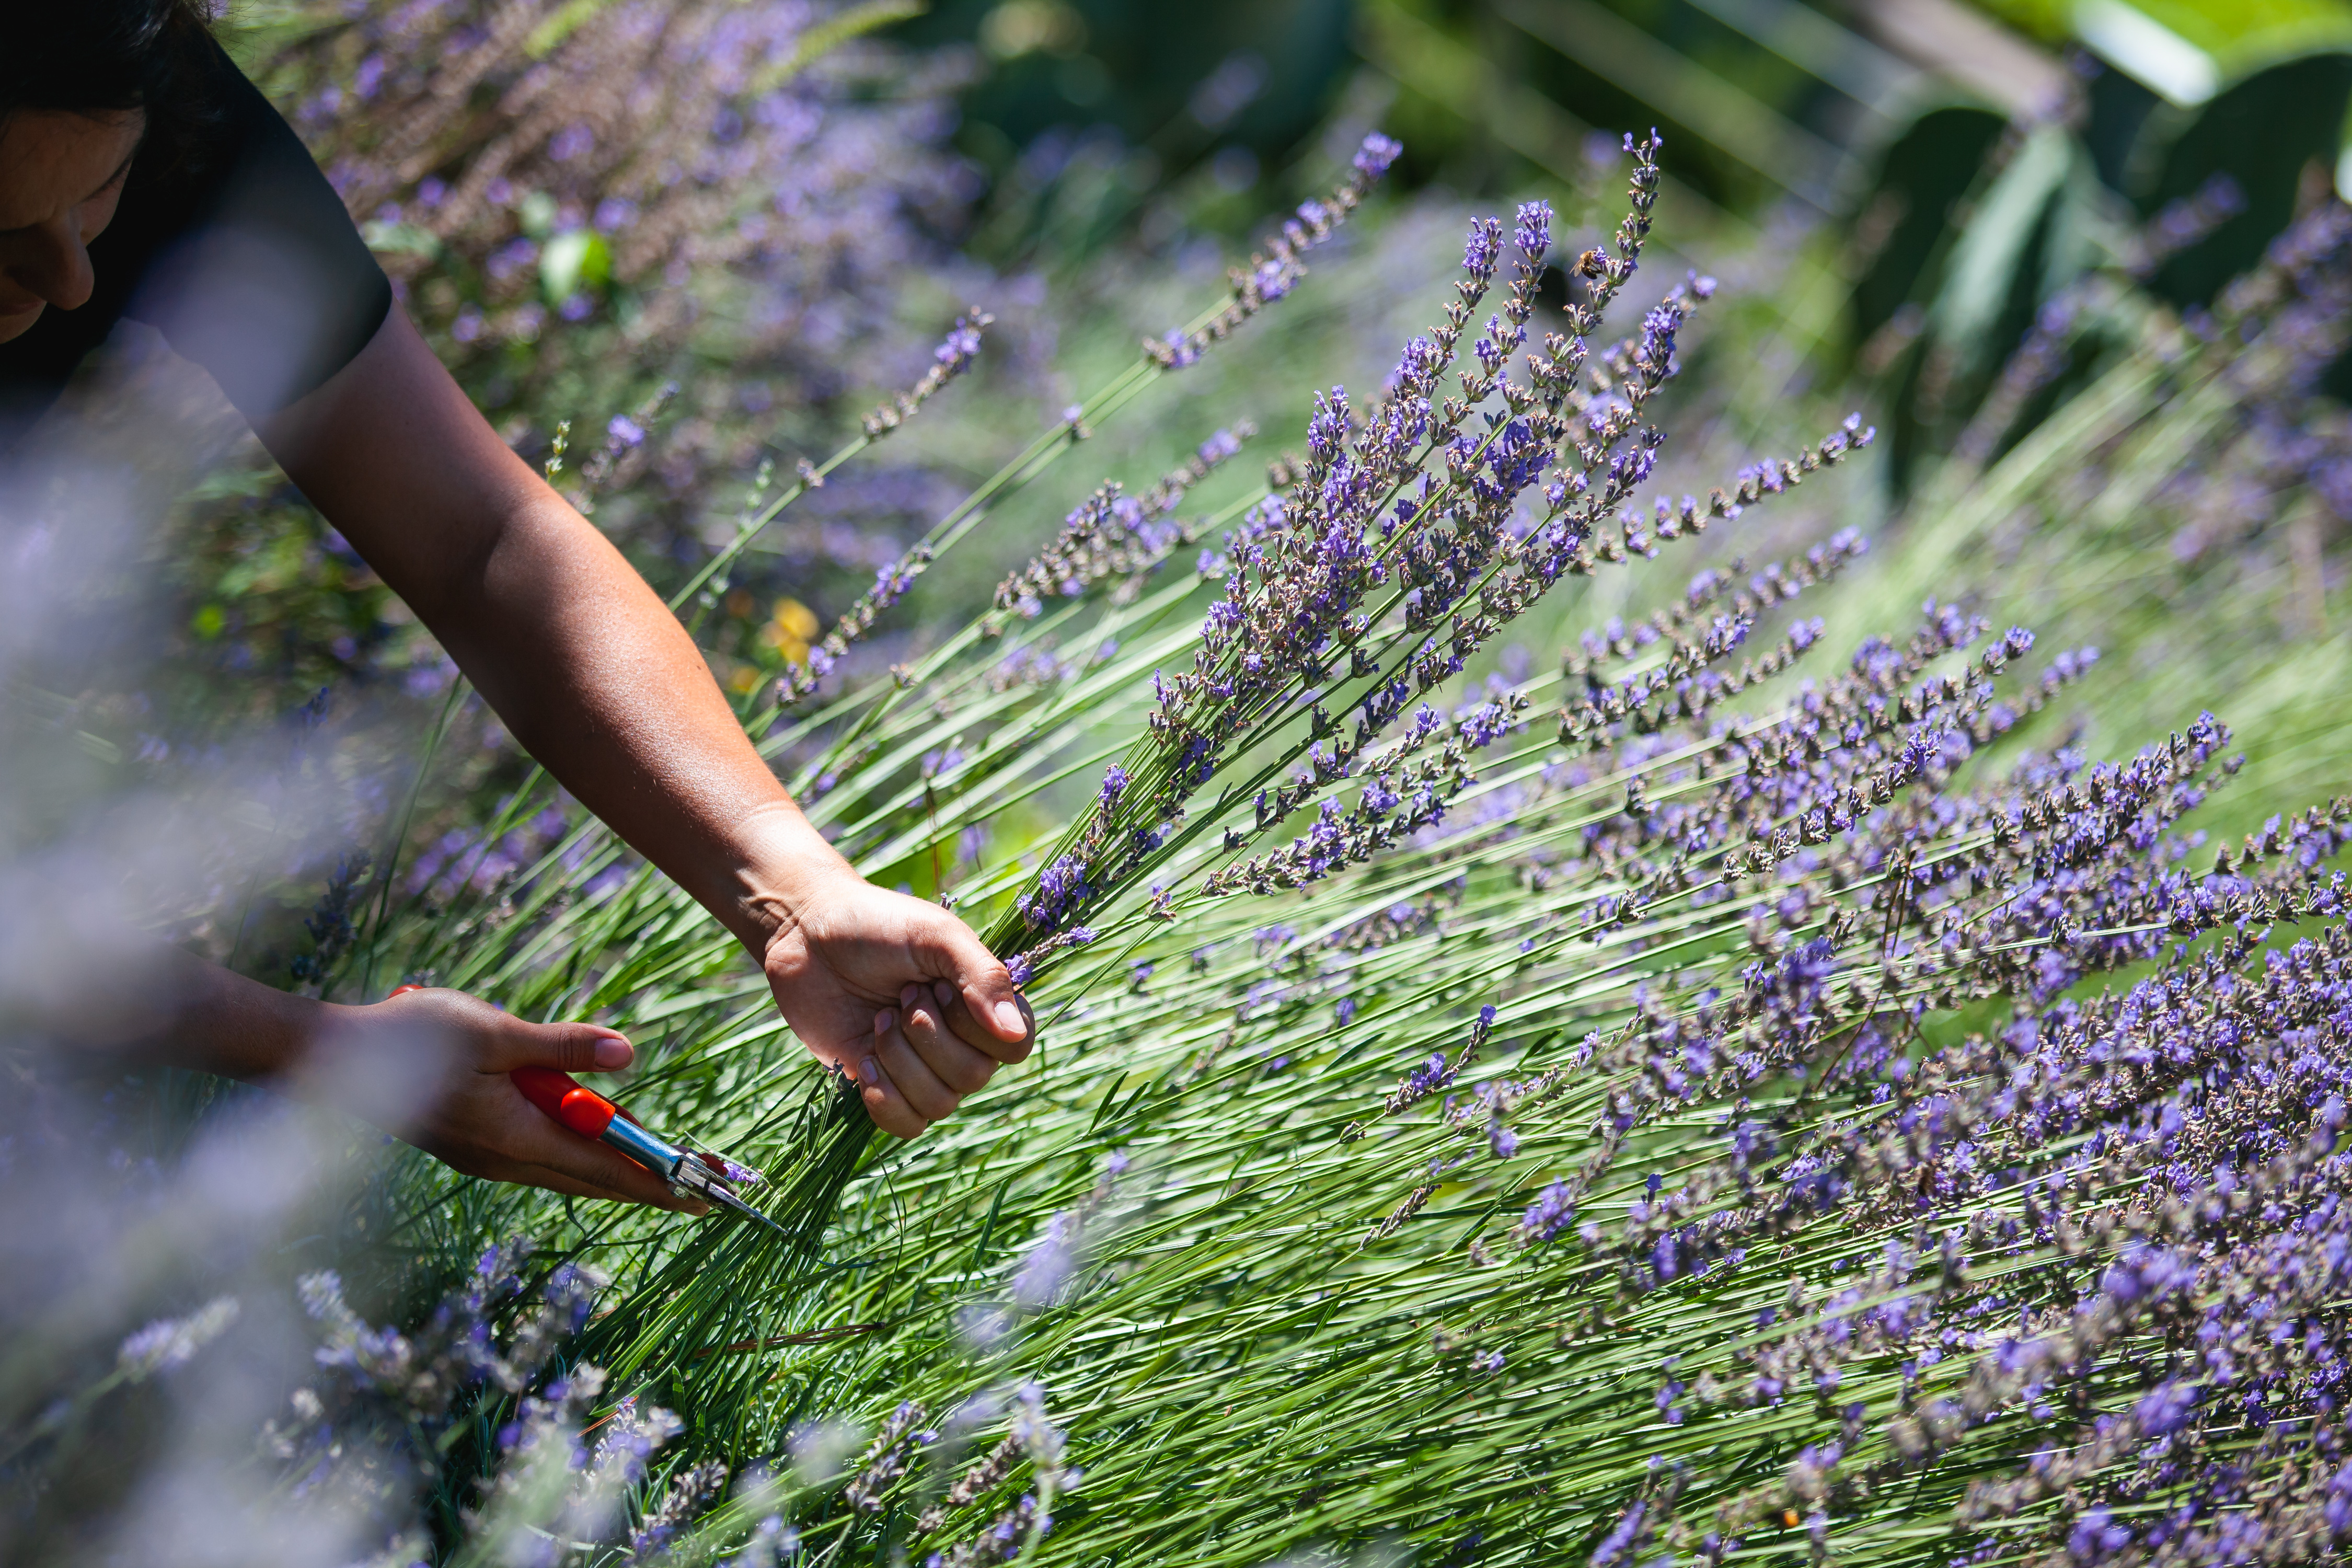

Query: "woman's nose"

xmin=8 ymin=216 xmax=98 ymax=312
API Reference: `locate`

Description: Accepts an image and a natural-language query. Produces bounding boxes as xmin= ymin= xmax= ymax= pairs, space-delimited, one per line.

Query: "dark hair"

xmin=2 ymin=1 xmax=224 ymax=173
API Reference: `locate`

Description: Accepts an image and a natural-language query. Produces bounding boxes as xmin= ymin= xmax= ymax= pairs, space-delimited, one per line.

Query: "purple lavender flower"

xmin=2134 ymin=1380 xmax=2196 ymax=1437
xmin=935 ymin=316 xmax=986 ymax=373
xmin=1012 ymin=1211 xmax=1081 ymax=1310
xmin=1462 ymin=216 xmax=1502 ymax=284
xmin=117 ymin=1297 xmax=240 ymax=1379
xmin=1514 ymin=200 xmax=1552 ymax=260
xmin=1589 ymin=1501 xmax=1651 ymax=1568
xmin=1018 ymin=852 xmax=1095 ymax=933
xmin=1353 ymin=131 xmax=1402 ymax=177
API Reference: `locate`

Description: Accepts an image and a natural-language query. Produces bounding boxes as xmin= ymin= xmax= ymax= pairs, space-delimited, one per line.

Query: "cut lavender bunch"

xmin=750 ymin=135 xmax=1411 ymax=717
xmin=987 ymin=135 xmax=1872 ymax=984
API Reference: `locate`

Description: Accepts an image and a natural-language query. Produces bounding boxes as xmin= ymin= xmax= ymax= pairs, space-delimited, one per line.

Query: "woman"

xmin=0 ymin=2 xmax=1031 ymax=1212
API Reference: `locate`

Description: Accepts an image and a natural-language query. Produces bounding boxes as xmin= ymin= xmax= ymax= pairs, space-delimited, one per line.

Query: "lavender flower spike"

xmin=935 ymin=315 xmax=985 ymax=373
xmin=1514 ymin=200 xmax=1552 ymax=261
xmin=863 ymin=307 xmax=993 ymax=436
xmin=1462 ymin=216 xmax=1502 ymax=285
xmin=117 ymin=1296 xmax=241 ymax=1379
xmin=1354 ymin=131 xmax=1402 ymax=178
xmin=1148 ymin=133 xmax=1403 ymax=368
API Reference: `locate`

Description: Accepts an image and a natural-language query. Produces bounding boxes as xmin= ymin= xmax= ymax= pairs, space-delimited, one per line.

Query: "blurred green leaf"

xmin=1847 ymin=102 xmax=2008 ymax=348
xmin=525 ymin=0 xmax=619 ymax=58
xmin=540 ymin=230 xmax=614 ymax=306
xmin=359 ymin=220 xmax=440 ymax=260
xmin=1932 ymin=125 xmax=2080 ymax=352
xmin=1491 ymin=0 xmax=1843 ymax=205
xmin=750 ymin=0 xmax=930 ymax=91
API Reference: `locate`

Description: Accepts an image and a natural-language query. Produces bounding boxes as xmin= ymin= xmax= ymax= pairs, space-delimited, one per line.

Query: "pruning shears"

xmin=387 ymin=985 xmax=788 ymax=1236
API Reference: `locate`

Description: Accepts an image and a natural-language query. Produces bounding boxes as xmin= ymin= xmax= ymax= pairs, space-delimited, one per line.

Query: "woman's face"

xmin=0 ymin=109 xmax=146 ymax=344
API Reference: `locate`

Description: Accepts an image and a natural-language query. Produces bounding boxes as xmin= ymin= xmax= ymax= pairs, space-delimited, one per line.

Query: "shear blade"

xmin=705 ymin=1182 xmax=790 ymax=1237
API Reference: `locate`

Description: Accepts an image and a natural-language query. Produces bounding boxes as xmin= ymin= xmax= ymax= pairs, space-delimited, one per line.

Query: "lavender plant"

xmin=156 ymin=0 xmax=990 ymax=743
xmin=17 ymin=123 xmax=2352 ymax=1566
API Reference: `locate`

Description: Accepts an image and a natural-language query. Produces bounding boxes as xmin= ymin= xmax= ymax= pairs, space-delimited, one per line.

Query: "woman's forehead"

xmin=0 ymin=109 xmax=145 ymax=231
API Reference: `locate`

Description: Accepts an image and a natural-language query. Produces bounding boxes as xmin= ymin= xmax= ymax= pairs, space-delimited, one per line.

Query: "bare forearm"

xmin=253 ymin=309 xmax=1031 ymax=1135
xmin=45 ymin=945 xmax=328 ymax=1082
xmin=422 ymin=488 xmax=846 ymax=950
xmin=258 ymin=309 xmax=846 ymax=955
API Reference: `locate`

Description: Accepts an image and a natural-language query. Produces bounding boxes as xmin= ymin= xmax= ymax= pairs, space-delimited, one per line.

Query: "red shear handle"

xmin=512 ymin=1066 xmax=620 ymax=1139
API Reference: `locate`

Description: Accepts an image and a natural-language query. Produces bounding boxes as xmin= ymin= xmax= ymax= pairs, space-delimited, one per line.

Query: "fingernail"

xmin=861 ymin=1055 xmax=882 ymax=1087
xmin=994 ymin=1000 xmax=1026 ymax=1036
xmin=901 ymin=984 xmax=921 ymax=1008
xmin=592 ymin=1036 xmax=632 ymax=1069
xmin=876 ymin=1008 xmax=897 ymax=1034
xmin=934 ymin=981 xmax=954 ymax=1009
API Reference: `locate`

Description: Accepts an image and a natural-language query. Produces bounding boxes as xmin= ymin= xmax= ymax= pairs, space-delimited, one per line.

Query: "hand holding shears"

xmin=376 ymin=986 xmax=783 ymax=1231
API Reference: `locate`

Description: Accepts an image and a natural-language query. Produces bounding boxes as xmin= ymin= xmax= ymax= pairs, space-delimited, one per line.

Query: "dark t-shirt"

xmin=0 ymin=39 xmax=393 ymax=446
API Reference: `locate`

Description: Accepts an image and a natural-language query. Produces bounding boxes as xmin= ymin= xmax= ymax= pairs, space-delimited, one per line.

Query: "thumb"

xmin=478 ymin=1015 xmax=635 ymax=1076
xmin=916 ymin=908 xmax=1029 ymax=1044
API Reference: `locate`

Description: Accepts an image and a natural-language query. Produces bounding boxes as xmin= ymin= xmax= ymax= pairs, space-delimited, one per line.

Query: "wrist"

xmin=721 ymin=801 xmax=862 ymax=958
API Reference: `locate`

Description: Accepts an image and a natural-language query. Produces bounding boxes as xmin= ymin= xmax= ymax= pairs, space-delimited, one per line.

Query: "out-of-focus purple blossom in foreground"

xmin=116 ymin=1297 xmax=241 ymax=1380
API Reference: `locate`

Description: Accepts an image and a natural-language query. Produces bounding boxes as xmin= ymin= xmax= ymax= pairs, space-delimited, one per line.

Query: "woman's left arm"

xmin=252 ymin=307 xmax=1030 ymax=1140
